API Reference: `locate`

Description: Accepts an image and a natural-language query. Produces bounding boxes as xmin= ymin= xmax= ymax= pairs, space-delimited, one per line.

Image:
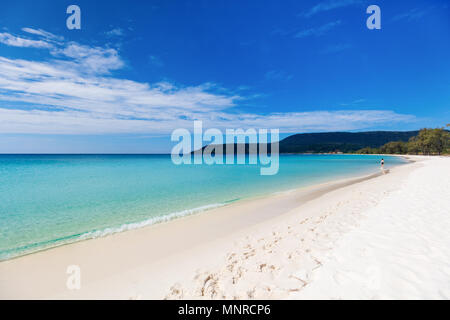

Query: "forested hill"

xmin=193 ymin=130 xmax=420 ymax=154
xmin=279 ymin=131 xmax=419 ymax=153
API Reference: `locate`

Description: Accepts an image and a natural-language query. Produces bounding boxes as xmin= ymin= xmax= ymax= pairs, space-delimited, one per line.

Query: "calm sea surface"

xmin=0 ymin=154 xmax=406 ymax=260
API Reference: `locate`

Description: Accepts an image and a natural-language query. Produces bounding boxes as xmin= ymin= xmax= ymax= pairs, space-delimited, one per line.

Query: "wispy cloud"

xmin=265 ymin=70 xmax=293 ymax=81
xmin=0 ymin=107 xmax=416 ymax=135
xmin=340 ymin=98 xmax=366 ymax=106
xmin=0 ymin=28 xmax=416 ymax=134
xmin=52 ymin=43 xmax=125 ymax=74
xmin=392 ymin=8 xmax=430 ymax=22
xmin=0 ymin=32 xmax=54 ymax=48
xmin=21 ymin=27 xmax=64 ymax=41
xmin=105 ymin=28 xmax=124 ymax=37
xmin=149 ymin=55 xmax=164 ymax=67
xmin=294 ymin=20 xmax=342 ymax=38
xmin=300 ymin=0 xmax=362 ymax=18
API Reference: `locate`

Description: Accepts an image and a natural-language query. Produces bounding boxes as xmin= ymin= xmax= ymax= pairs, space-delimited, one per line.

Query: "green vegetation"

xmin=199 ymin=127 xmax=449 ymax=155
xmin=354 ymin=126 xmax=450 ymax=155
xmin=278 ymin=131 xmax=418 ymax=154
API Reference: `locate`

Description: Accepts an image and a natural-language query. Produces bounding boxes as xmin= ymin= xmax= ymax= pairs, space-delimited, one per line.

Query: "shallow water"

xmin=0 ymin=154 xmax=406 ymax=260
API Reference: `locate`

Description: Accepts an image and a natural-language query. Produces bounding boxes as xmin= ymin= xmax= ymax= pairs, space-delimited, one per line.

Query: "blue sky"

xmin=0 ymin=0 xmax=449 ymax=153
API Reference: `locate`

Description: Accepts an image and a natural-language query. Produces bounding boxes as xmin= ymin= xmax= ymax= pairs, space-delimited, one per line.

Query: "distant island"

xmin=278 ymin=130 xmax=418 ymax=153
xmin=194 ymin=126 xmax=450 ymax=156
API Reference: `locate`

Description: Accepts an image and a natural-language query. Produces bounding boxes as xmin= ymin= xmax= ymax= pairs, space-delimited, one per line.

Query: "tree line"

xmin=355 ymin=125 xmax=450 ymax=155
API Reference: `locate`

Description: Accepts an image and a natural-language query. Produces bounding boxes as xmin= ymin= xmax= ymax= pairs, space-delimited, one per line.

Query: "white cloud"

xmin=105 ymin=28 xmax=124 ymax=37
xmin=392 ymin=8 xmax=429 ymax=22
xmin=0 ymin=32 xmax=53 ymax=48
xmin=52 ymin=43 xmax=125 ymax=74
xmin=301 ymin=0 xmax=362 ymax=18
xmin=0 ymin=29 xmax=124 ymax=74
xmin=0 ymin=28 xmax=416 ymax=135
xmin=294 ymin=20 xmax=342 ymax=38
xmin=0 ymin=108 xmax=415 ymax=134
xmin=21 ymin=27 xmax=64 ymax=41
xmin=0 ymin=55 xmax=238 ymax=124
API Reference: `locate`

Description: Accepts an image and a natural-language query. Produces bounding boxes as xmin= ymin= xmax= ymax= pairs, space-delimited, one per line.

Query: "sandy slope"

xmin=165 ymin=156 xmax=450 ymax=299
xmin=293 ymin=156 xmax=450 ymax=299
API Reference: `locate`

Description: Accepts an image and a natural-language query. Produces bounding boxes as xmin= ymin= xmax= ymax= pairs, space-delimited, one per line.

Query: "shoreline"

xmin=0 ymin=156 xmax=429 ymax=299
xmin=0 ymin=156 xmax=403 ymax=263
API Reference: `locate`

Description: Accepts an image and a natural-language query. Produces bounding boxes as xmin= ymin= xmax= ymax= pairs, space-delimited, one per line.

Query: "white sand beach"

xmin=1 ymin=155 xmax=449 ymax=299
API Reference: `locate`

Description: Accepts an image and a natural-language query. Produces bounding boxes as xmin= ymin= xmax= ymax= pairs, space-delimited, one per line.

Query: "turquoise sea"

xmin=0 ymin=154 xmax=406 ymax=260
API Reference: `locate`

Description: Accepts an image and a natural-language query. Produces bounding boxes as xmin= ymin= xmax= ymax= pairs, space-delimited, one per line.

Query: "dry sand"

xmin=1 ymin=155 xmax=448 ymax=299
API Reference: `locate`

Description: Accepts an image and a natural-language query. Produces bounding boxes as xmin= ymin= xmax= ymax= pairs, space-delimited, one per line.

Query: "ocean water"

xmin=0 ymin=154 xmax=406 ymax=260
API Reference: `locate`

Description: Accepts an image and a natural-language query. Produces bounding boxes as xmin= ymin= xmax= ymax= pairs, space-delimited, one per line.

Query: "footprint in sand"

xmin=166 ymin=283 xmax=183 ymax=299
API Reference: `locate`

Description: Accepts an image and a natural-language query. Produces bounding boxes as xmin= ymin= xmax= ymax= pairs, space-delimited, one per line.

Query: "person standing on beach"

xmin=380 ymin=158 xmax=385 ymax=172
